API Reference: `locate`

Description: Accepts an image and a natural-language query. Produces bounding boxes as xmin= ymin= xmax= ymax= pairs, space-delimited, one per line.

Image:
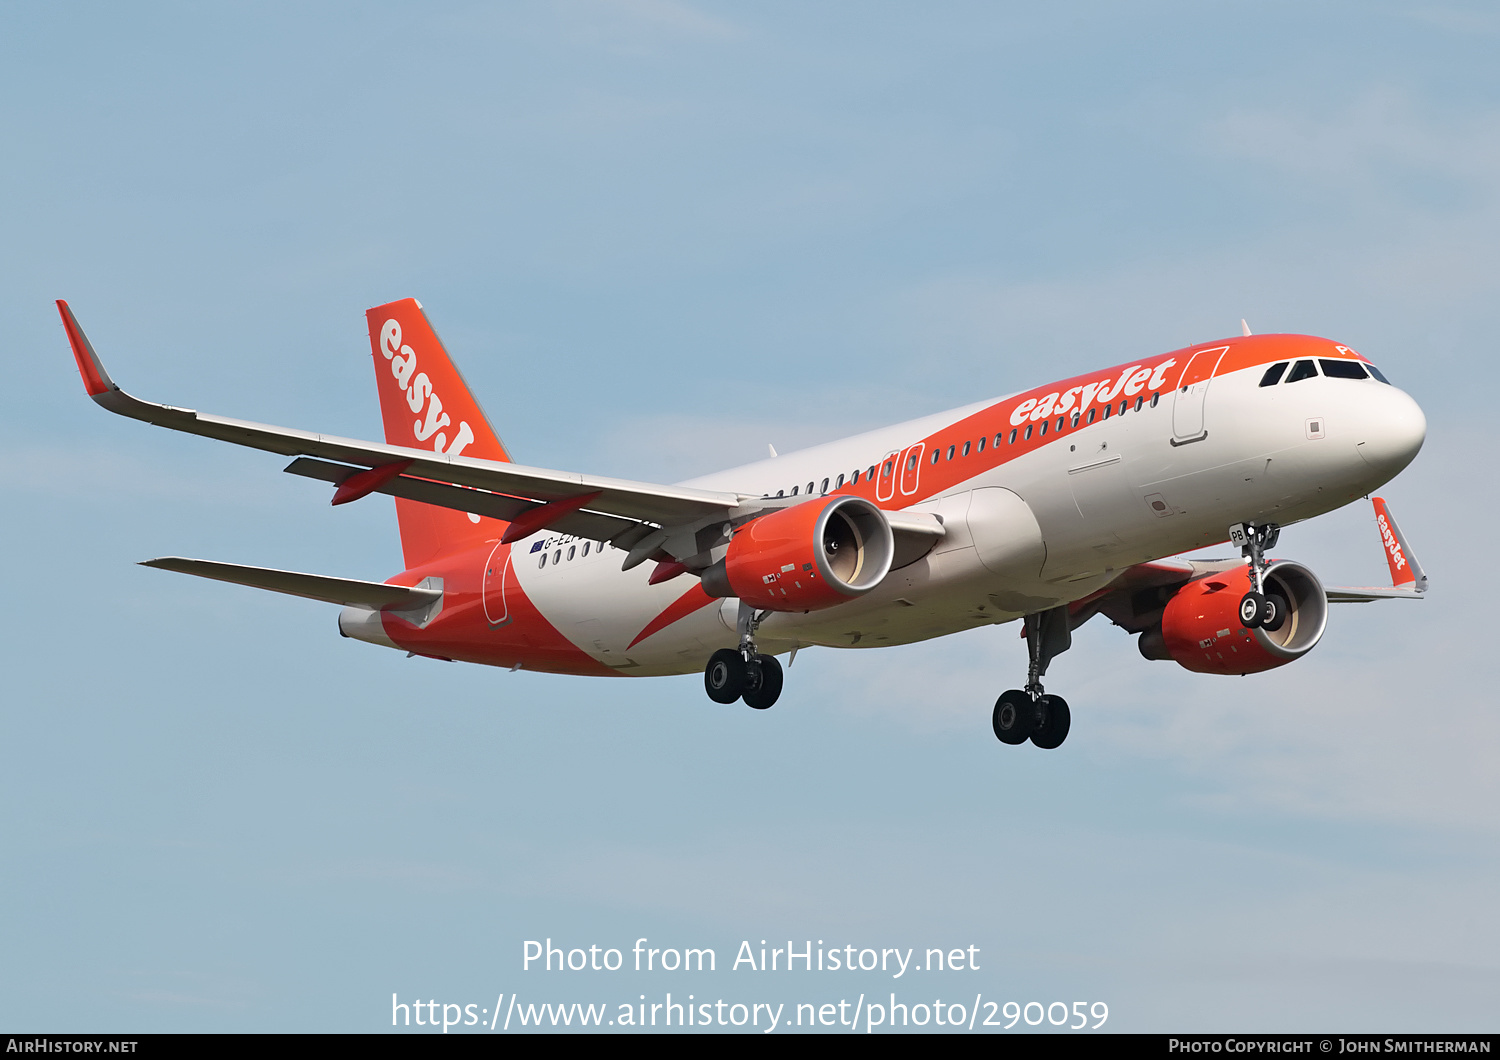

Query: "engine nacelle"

xmin=704 ymin=496 xmax=895 ymax=611
xmin=1149 ymin=560 xmax=1328 ymax=675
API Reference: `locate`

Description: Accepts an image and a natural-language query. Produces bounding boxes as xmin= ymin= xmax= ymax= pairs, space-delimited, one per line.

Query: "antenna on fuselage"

xmin=768 ymin=443 xmax=778 ymax=458
xmin=1241 ymin=319 xmax=1253 ymax=336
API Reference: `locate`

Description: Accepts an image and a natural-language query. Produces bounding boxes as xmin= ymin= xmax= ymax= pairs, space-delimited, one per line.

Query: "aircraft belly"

xmin=513 ymin=548 xmax=726 ymax=676
xmin=765 ymin=542 xmax=1010 ymax=649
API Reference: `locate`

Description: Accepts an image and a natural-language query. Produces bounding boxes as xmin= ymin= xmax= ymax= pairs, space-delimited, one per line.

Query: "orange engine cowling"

xmin=708 ymin=496 xmax=895 ymax=612
xmin=1153 ymin=560 xmax=1328 ymax=675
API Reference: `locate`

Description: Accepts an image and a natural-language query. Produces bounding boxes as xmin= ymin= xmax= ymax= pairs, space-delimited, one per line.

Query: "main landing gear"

xmin=993 ymin=605 xmax=1073 ymax=750
xmin=703 ymin=604 xmax=784 ymax=710
xmin=1230 ymin=521 xmax=1286 ymax=631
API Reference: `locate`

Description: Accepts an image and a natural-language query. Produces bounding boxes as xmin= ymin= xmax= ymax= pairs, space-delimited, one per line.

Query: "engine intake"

xmin=703 ymin=496 xmax=894 ymax=611
xmin=1151 ymin=560 xmax=1328 ymax=675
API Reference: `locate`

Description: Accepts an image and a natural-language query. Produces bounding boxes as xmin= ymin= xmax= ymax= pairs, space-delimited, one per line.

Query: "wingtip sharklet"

xmin=1372 ymin=496 xmax=1428 ymax=593
xmin=56 ymin=300 xmax=119 ymax=399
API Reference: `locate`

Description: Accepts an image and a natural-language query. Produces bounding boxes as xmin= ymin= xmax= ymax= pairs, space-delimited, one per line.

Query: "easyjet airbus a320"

xmin=58 ymin=298 xmax=1428 ymax=749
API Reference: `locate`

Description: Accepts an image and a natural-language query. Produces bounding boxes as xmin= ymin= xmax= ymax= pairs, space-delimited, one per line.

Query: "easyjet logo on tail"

xmin=378 ymin=318 xmax=475 ymax=457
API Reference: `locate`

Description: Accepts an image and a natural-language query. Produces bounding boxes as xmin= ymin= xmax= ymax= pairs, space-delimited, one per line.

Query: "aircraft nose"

xmin=1354 ymin=384 xmax=1426 ymax=479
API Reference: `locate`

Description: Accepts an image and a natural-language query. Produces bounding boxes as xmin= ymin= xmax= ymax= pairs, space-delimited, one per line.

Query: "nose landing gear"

xmin=993 ymin=605 xmax=1073 ymax=750
xmin=703 ymin=603 xmax=785 ymax=710
xmin=1231 ymin=522 xmax=1285 ymax=631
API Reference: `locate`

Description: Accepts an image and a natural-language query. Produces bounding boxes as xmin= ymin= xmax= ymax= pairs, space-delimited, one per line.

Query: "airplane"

xmin=56 ymin=298 xmax=1428 ymax=750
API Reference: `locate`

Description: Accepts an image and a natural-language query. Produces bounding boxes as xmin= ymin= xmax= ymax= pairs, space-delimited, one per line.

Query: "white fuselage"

xmin=501 ymin=354 xmax=1424 ymax=676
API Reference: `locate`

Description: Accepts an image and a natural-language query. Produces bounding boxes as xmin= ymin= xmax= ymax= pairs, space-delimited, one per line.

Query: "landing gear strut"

xmin=992 ymin=605 xmax=1073 ymax=750
xmin=1231 ymin=521 xmax=1285 ymax=631
xmin=703 ymin=603 xmax=784 ymax=709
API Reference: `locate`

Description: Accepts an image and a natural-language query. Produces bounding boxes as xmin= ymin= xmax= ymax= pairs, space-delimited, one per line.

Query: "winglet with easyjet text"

xmin=1372 ymin=496 xmax=1427 ymax=592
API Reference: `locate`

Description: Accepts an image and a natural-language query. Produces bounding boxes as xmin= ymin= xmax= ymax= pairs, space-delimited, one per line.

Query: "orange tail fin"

xmin=364 ymin=298 xmax=510 ymax=569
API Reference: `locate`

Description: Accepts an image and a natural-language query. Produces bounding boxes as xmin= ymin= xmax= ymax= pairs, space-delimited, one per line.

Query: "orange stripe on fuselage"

xmin=378 ymin=540 xmax=618 ymax=676
xmin=815 ymin=334 xmax=1356 ymax=513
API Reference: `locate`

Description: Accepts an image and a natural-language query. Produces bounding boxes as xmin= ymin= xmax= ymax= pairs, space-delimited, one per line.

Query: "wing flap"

xmin=283 ymin=457 xmax=641 ymax=543
xmin=141 ymin=557 xmax=440 ymax=611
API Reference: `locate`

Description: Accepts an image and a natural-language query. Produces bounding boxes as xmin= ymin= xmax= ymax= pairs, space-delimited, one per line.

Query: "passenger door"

xmin=1171 ymin=346 xmax=1228 ymax=445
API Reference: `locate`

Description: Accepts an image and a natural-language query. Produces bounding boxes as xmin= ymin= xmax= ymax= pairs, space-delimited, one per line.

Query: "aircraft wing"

xmin=1080 ymin=496 xmax=1427 ymax=633
xmin=1323 ymin=585 xmax=1425 ymax=602
xmin=59 ymin=301 xmax=753 ymax=540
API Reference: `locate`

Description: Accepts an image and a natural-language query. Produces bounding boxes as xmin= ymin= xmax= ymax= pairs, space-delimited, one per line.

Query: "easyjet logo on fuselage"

xmin=378 ymin=318 xmax=475 ymax=457
xmin=1008 ymin=359 xmax=1178 ymax=427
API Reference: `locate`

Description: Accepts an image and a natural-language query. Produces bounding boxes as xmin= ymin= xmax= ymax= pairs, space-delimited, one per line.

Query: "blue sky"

xmin=2 ymin=1 xmax=1496 ymax=1032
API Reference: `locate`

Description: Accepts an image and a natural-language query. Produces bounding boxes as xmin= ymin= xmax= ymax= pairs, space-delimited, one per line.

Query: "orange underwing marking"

xmin=628 ymin=582 xmax=717 ymax=649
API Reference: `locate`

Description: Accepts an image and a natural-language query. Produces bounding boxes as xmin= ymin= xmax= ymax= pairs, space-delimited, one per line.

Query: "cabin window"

xmin=807 ymin=481 xmax=815 ymax=494
xmin=1039 ymin=420 xmax=1049 ymax=436
xmin=836 ymin=473 xmax=845 ymax=488
xmin=776 ymin=489 xmax=785 ymax=497
xmin=553 ymin=550 xmax=562 ymax=565
xmin=1320 ymin=359 xmax=1368 ymax=380
xmin=946 ymin=445 xmax=955 ymax=461
xmin=977 ymin=436 xmax=986 ymax=452
xmin=567 ymin=545 xmax=576 ymax=561
xmin=883 ymin=461 xmax=893 ymax=478
xmin=1024 ymin=424 xmax=1033 ymax=440
xmin=1118 ymin=400 xmax=1128 ymax=416
xmin=582 ymin=542 xmax=590 ymax=557
xmin=995 ymin=433 xmax=1005 ymax=447
xmin=1150 ymin=392 xmax=1160 ymax=407
xmin=1134 ymin=396 xmax=1143 ymax=412
xmin=791 ymin=486 xmax=798 ymax=495
xmin=1087 ymin=408 xmax=1097 ymax=424
xmin=538 ymin=554 xmax=547 ymax=568
xmin=1286 ymin=359 xmax=1319 ymax=383
xmin=821 ymin=477 xmax=830 ymax=493
xmin=1008 ymin=429 xmax=1017 ymax=444
xmin=1367 ymin=365 xmax=1391 ymax=384
xmin=1260 ymin=362 xmax=1289 ymax=387
xmin=962 ymin=440 xmax=971 ymax=457
xmin=1102 ymin=404 xmax=1112 ymax=419
xmin=851 ymin=470 xmax=861 ymax=484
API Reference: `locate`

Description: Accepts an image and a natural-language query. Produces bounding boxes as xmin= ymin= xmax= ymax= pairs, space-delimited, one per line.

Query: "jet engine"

xmin=1139 ymin=560 xmax=1328 ymax=675
xmin=701 ymin=496 xmax=894 ymax=611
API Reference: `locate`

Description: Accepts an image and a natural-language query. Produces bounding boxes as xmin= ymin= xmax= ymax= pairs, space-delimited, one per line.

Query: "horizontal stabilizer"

xmin=140 ymin=557 xmax=441 ymax=611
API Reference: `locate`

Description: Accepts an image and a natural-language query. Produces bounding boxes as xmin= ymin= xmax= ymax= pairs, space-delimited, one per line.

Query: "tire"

xmin=742 ymin=654 xmax=784 ymax=710
xmin=704 ymin=648 xmax=747 ymax=704
xmin=1030 ymin=694 xmax=1071 ymax=749
xmin=1262 ymin=593 xmax=1287 ymax=632
xmin=1239 ymin=592 xmax=1266 ymax=629
xmin=992 ymin=689 xmax=1036 ymax=745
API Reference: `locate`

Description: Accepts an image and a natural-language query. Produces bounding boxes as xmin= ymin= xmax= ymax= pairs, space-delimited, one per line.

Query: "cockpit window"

xmin=1320 ymin=359 xmax=1368 ymax=380
xmin=1285 ymin=359 xmax=1319 ymax=383
xmin=1366 ymin=364 xmax=1391 ymax=384
xmin=1259 ymin=362 xmax=1289 ymax=387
